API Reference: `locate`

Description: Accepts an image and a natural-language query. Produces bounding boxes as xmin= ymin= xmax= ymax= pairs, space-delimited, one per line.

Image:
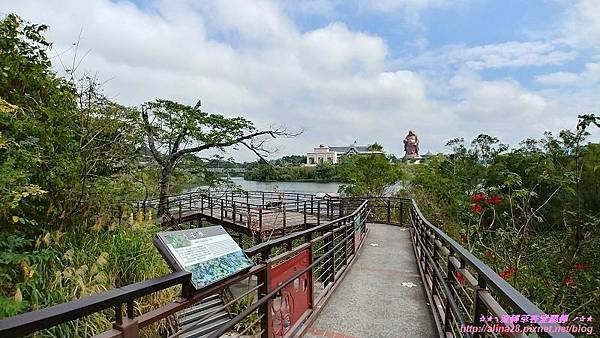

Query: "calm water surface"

xmin=229 ymin=177 xmax=343 ymax=194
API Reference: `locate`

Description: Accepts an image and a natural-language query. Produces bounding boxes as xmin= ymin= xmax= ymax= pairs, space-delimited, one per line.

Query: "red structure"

xmin=268 ymin=248 xmax=312 ymax=337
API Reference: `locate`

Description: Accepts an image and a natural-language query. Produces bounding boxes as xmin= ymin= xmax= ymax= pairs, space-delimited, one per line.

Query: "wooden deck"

xmin=162 ymin=203 xmax=338 ymax=238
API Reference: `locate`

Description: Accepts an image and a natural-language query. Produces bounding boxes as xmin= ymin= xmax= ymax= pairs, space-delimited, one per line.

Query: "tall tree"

xmin=140 ymin=99 xmax=294 ymax=215
xmin=338 ymin=150 xmax=402 ymax=197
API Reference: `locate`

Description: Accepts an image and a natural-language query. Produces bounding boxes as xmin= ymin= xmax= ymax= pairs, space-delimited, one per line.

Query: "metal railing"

xmin=0 ymin=193 xmax=574 ymax=338
xmin=140 ymin=190 xmax=341 ymax=236
xmin=0 ymin=195 xmax=367 ymax=338
xmin=409 ymin=199 xmax=573 ymax=338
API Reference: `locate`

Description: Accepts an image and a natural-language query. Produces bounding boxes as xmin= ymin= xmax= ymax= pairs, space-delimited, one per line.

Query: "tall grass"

xmin=11 ymin=213 xmax=178 ymax=337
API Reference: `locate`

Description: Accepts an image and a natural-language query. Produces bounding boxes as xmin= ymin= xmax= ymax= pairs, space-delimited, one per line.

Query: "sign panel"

xmin=155 ymin=226 xmax=254 ymax=289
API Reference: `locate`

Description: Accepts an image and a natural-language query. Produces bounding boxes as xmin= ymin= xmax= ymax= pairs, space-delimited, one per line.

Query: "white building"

xmin=305 ymin=144 xmax=380 ymax=166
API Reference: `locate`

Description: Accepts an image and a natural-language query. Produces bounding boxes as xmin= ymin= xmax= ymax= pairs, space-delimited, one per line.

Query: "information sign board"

xmin=154 ymin=226 xmax=254 ymax=289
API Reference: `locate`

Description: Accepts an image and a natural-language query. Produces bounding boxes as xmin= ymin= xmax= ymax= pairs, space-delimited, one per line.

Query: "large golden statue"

xmin=403 ymin=130 xmax=420 ymax=158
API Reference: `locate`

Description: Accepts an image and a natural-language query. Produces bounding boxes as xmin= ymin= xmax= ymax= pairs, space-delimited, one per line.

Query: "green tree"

xmin=140 ymin=99 xmax=295 ymax=215
xmin=315 ymin=162 xmax=338 ymax=182
xmin=338 ymin=152 xmax=402 ymax=197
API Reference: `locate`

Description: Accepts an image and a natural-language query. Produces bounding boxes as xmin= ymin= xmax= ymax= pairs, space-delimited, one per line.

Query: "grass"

xmin=10 ymin=212 xmax=179 ymax=337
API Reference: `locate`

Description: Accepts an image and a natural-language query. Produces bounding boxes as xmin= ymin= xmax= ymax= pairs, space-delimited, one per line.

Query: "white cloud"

xmin=535 ymin=62 xmax=600 ymax=87
xmin=560 ymin=0 xmax=600 ymax=50
xmin=410 ymin=41 xmax=577 ymax=70
xmin=361 ymin=0 xmax=461 ymax=12
xmin=0 ymin=0 xmax=597 ymax=160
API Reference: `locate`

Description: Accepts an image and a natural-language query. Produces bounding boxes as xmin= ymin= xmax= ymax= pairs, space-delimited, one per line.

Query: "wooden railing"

xmin=0 ymin=193 xmax=574 ymax=338
xmin=0 ymin=195 xmax=367 ymax=338
xmin=141 ymin=190 xmax=341 ymax=236
xmin=409 ymin=200 xmax=573 ymax=338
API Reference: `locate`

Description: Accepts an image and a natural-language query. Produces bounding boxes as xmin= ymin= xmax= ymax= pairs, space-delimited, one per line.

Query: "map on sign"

xmin=155 ymin=226 xmax=254 ymax=289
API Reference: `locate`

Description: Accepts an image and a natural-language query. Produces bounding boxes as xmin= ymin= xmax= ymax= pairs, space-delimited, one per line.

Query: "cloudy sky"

xmin=2 ymin=0 xmax=599 ymax=160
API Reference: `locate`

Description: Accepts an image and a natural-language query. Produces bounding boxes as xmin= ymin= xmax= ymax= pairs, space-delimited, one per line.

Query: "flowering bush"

xmin=563 ymin=276 xmax=577 ymax=287
xmin=486 ymin=195 xmax=501 ymax=205
xmin=499 ymin=266 xmax=517 ymax=280
xmin=470 ymin=204 xmax=483 ymax=213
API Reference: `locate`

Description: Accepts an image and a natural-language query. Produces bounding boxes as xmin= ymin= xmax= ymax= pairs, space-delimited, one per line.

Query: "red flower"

xmin=499 ymin=266 xmax=517 ymax=280
xmin=455 ymin=271 xmax=466 ymax=284
xmin=471 ymin=193 xmax=487 ymax=202
xmin=563 ymin=276 xmax=577 ymax=286
xmin=487 ymin=195 xmax=501 ymax=205
xmin=470 ymin=204 xmax=483 ymax=213
xmin=485 ymin=249 xmax=495 ymax=258
xmin=574 ymin=263 xmax=586 ymax=270
xmin=460 ymin=234 xmax=468 ymax=243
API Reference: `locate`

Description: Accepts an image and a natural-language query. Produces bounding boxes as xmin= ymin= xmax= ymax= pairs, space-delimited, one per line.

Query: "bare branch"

xmin=172 ymin=128 xmax=295 ymax=160
xmin=240 ymin=140 xmax=269 ymax=162
xmin=171 ymin=127 xmax=187 ymax=155
xmin=141 ymin=106 xmax=166 ymax=167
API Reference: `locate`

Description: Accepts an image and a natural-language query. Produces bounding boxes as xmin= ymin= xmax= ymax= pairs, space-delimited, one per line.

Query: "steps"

xmin=176 ymin=294 xmax=231 ymax=338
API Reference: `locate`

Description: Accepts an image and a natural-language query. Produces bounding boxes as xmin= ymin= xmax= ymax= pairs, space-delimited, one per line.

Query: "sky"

xmin=2 ymin=0 xmax=599 ymax=161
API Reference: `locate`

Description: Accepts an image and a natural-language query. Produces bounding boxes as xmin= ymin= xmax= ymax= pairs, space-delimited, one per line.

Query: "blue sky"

xmin=2 ymin=0 xmax=599 ymax=160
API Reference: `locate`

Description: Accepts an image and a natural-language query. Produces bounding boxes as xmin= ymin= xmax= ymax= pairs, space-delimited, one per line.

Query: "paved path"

xmin=304 ymin=223 xmax=436 ymax=338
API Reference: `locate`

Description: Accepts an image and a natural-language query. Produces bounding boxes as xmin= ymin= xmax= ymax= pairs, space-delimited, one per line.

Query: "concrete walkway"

xmin=304 ymin=223 xmax=436 ymax=338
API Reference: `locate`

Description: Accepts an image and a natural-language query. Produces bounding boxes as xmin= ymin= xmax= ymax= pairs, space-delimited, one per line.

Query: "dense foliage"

xmin=407 ymin=123 xmax=600 ymax=323
xmin=244 ymin=160 xmax=340 ymax=182
xmin=0 ymin=14 xmax=223 ymax=335
xmin=338 ymin=151 xmax=403 ymax=197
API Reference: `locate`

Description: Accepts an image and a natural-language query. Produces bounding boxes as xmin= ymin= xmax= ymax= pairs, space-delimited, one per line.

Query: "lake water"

xmin=190 ymin=177 xmax=403 ymax=196
xmin=229 ymin=177 xmax=343 ymax=194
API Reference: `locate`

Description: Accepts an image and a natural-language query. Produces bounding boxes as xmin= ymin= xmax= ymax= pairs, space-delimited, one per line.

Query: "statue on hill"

xmin=403 ymin=130 xmax=420 ymax=159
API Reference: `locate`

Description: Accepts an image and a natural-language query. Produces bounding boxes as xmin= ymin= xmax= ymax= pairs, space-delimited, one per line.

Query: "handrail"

xmin=0 ymin=192 xmax=574 ymax=338
xmin=0 ymin=271 xmax=191 ymax=337
xmin=245 ymin=199 xmax=368 ymax=258
xmin=409 ymin=199 xmax=574 ymax=338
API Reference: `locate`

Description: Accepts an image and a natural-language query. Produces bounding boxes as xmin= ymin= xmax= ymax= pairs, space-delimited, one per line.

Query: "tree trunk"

xmin=158 ymin=166 xmax=172 ymax=217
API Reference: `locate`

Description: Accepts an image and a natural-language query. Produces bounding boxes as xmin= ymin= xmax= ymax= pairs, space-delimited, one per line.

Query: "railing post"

xmin=343 ymin=224 xmax=348 ymax=266
xmin=431 ymin=235 xmax=440 ymax=301
xmin=303 ymin=201 xmax=307 ymax=226
xmin=259 ymin=209 xmax=263 ymax=234
xmin=200 ymin=196 xmax=204 ymax=213
xmin=282 ymin=205 xmax=287 ymax=235
xmin=258 ymin=265 xmax=271 ymax=338
xmin=220 ymin=200 xmax=224 ymax=220
xmin=387 ymin=199 xmax=391 ymax=224
xmin=316 ymin=201 xmax=321 ymax=225
xmin=189 ymin=194 xmax=192 ymax=210
xmin=444 ymin=250 xmax=456 ymax=334
xmin=311 ymin=196 xmax=314 ymax=214
xmin=262 ymin=192 xmax=265 ymax=206
xmin=178 ymin=200 xmax=182 ymax=220
xmin=114 ymin=303 xmax=123 ymax=326
xmin=400 ymin=201 xmax=404 ymax=226
xmin=247 ymin=204 xmax=251 ymax=228
xmin=472 ymin=275 xmax=487 ymax=338
xmin=329 ymin=224 xmax=336 ymax=284
xmin=233 ymin=203 xmax=237 ymax=223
